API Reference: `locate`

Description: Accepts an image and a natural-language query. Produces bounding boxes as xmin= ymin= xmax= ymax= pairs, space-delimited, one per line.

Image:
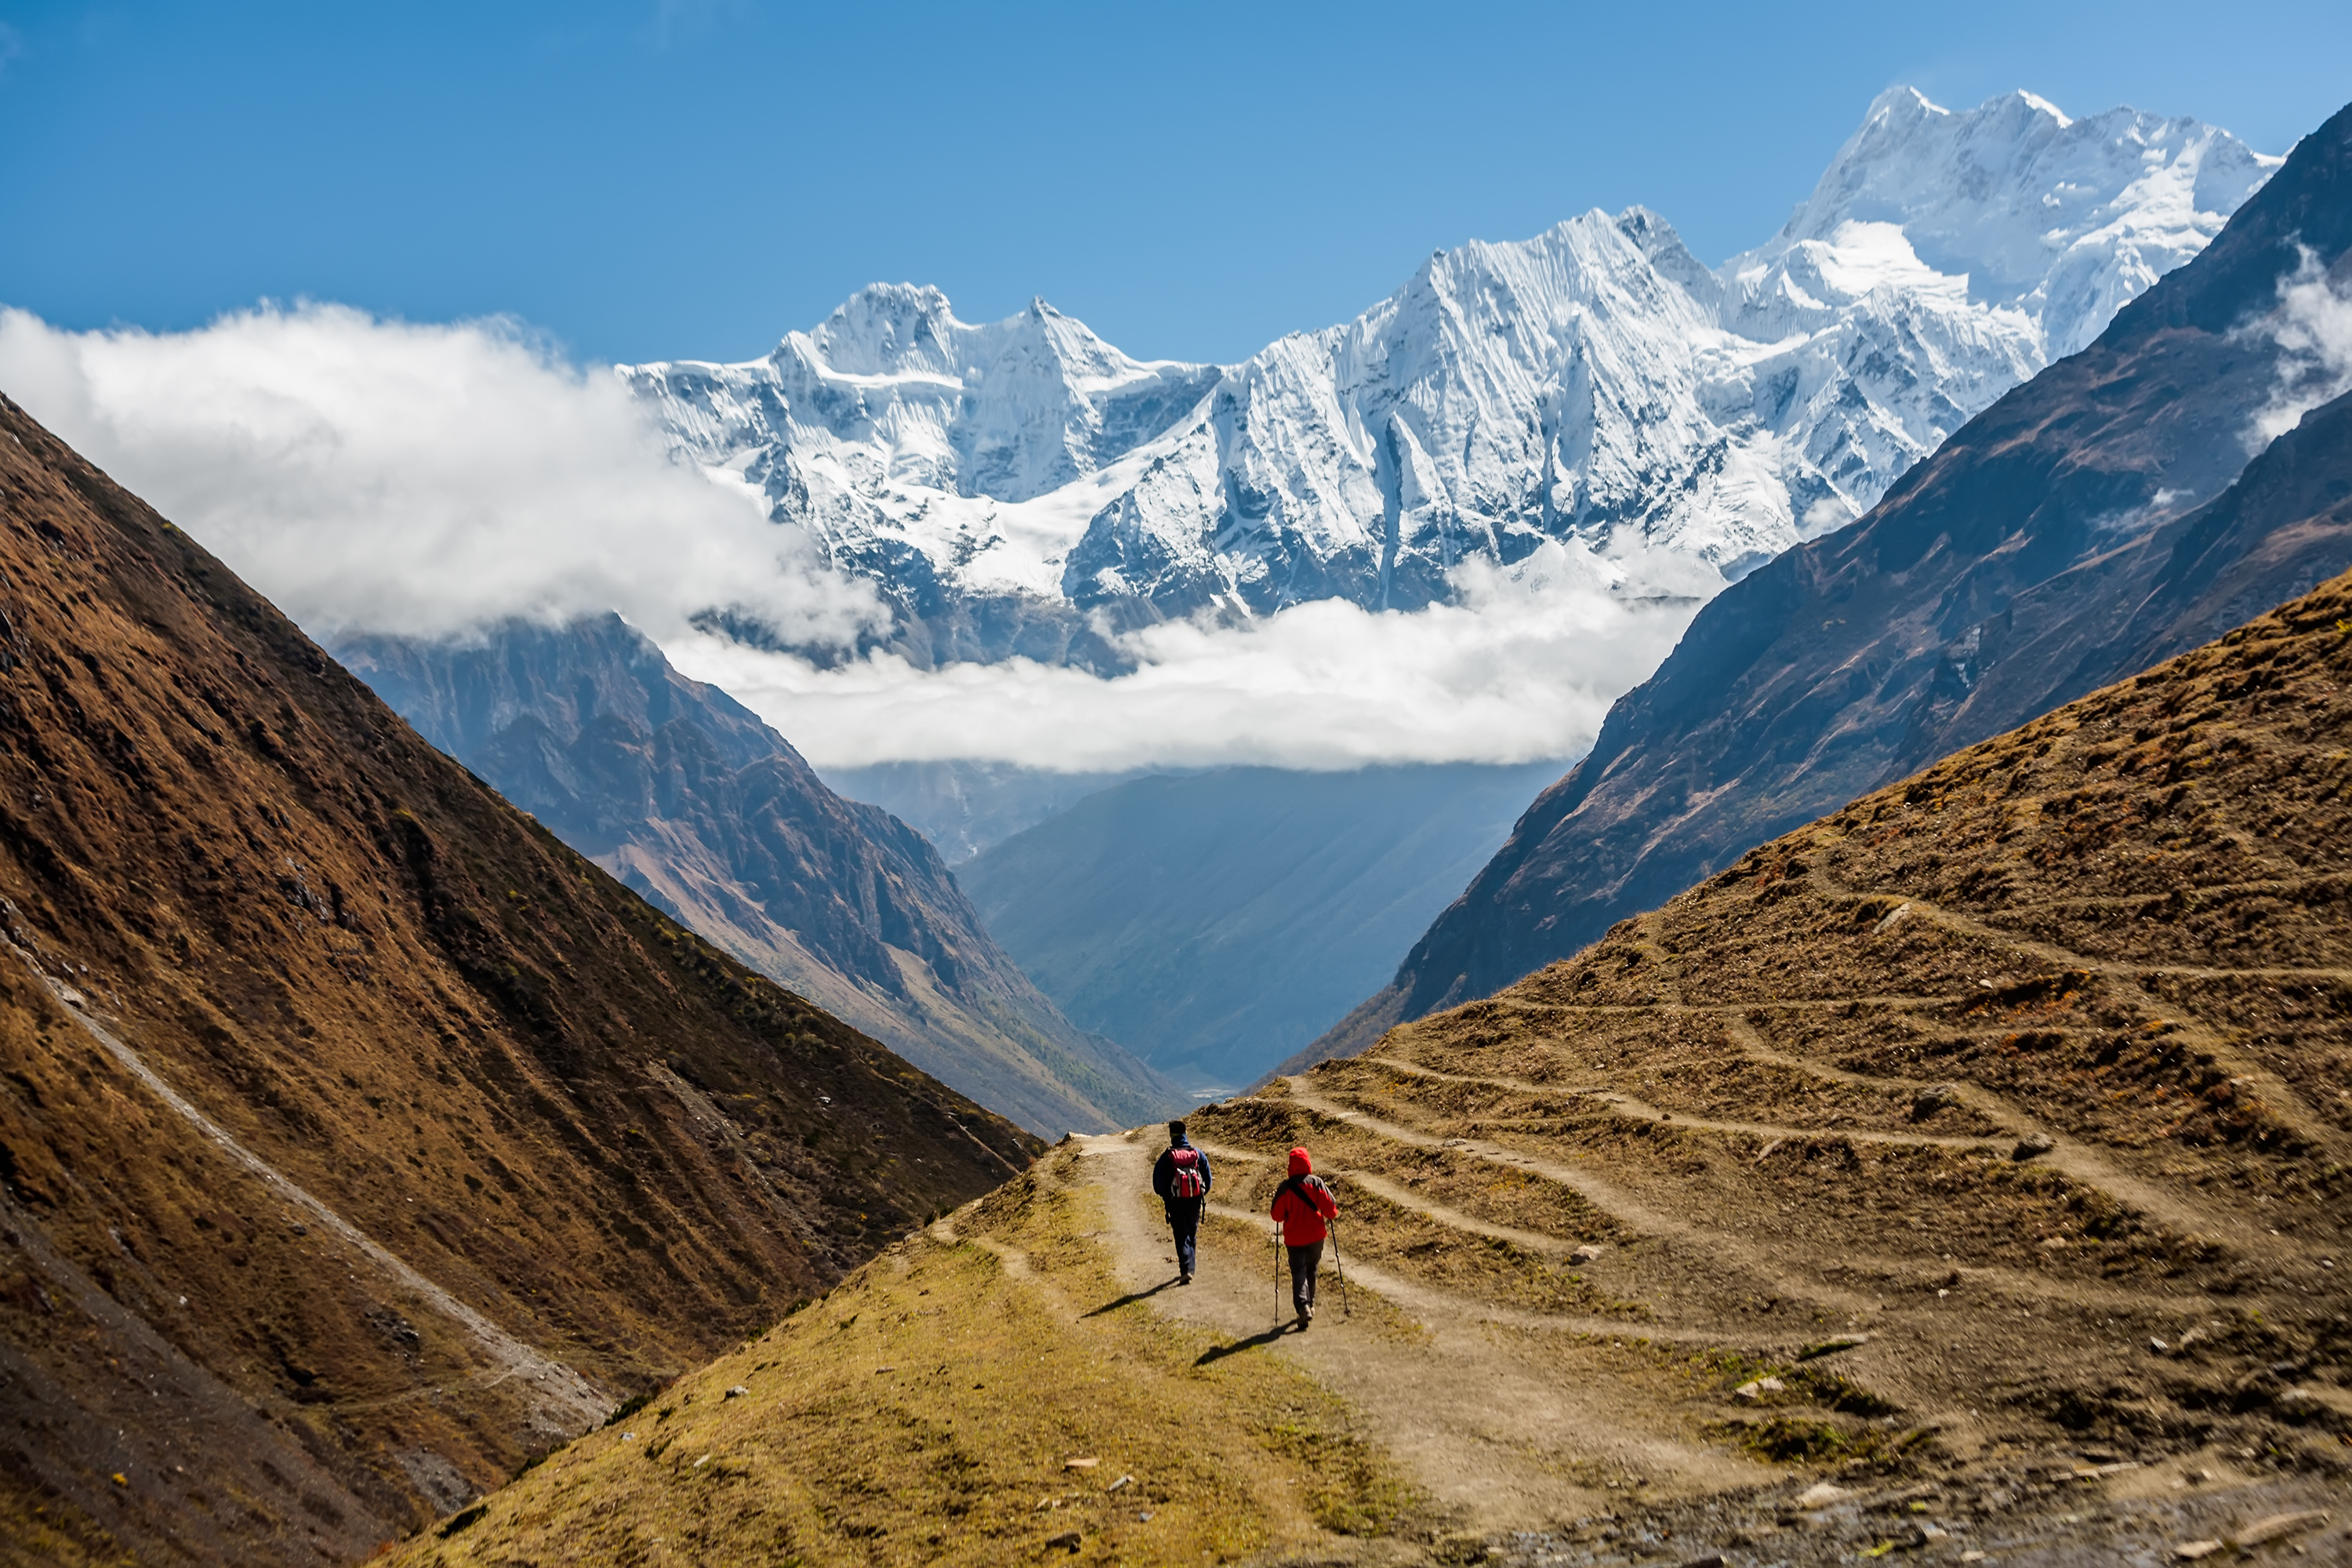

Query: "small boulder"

xmin=1795 ymin=1481 xmax=1848 ymax=1508
xmin=723 ymin=1385 xmax=748 ymax=1400
xmin=1911 ymin=1083 xmax=1962 ymax=1120
xmin=2013 ymin=1131 xmax=2054 ymax=1160
xmin=1733 ymin=1376 xmax=1786 ymax=1403
xmin=1045 ymin=1530 xmax=1082 ymax=1552
xmin=1570 ymin=1244 xmax=1604 ymax=1264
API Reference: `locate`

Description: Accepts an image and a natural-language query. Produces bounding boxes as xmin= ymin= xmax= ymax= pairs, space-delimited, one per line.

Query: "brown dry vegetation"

xmin=0 ymin=398 xmax=1039 ymax=1565
xmin=194 ymin=510 xmax=2352 ymax=1563
xmin=1320 ymin=570 xmax=2352 ymax=1479
xmin=387 ymin=1142 xmax=1424 ymax=1568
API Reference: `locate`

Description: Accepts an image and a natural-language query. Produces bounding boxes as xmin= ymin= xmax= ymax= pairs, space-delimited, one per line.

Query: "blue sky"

xmin=2 ymin=1 xmax=2347 ymax=366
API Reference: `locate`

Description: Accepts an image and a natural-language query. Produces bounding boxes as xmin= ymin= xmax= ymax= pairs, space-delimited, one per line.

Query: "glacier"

xmin=620 ymin=88 xmax=2278 ymax=673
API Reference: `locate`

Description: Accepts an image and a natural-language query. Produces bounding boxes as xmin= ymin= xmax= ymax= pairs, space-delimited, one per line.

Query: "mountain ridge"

xmin=1294 ymin=94 xmax=2352 ymax=1070
xmin=0 ymin=397 xmax=1038 ymax=1564
xmin=335 ymin=616 xmax=1181 ymax=1137
xmin=379 ymin=557 xmax=2352 ymax=1568
xmin=622 ymin=88 xmax=2274 ymax=674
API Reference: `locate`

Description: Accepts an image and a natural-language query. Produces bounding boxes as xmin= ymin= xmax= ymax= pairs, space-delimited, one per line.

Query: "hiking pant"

xmin=1287 ymin=1240 xmax=1323 ymax=1310
xmin=1165 ymin=1198 xmax=1202 ymax=1278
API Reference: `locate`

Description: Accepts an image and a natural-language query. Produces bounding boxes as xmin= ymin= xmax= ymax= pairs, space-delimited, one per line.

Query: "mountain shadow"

xmin=335 ymin=618 xmax=1182 ymax=1138
xmin=956 ymin=761 xmax=1565 ymax=1091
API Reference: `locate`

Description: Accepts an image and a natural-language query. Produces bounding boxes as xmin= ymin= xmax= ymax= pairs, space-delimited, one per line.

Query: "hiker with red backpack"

xmin=1152 ymin=1120 xmax=1213 ymax=1285
xmin=1269 ymin=1146 xmax=1339 ymax=1330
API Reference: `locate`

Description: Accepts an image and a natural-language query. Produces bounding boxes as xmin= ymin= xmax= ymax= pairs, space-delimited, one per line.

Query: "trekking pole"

xmin=1330 ymin=1220 xmax=1351 ymax=1320
xmin=1272 ymin=1221 xmax=1284 ymax=1330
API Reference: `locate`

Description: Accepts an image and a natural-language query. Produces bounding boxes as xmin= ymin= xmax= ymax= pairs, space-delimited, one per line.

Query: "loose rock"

xmin=2013 ymin=1131 xmax=2054 ymax=1160
xmin=1911 ymin=1083 xmax=1962 ymax=1120
xmin=2231 ymin=1509 xmax=2330 ymax=1548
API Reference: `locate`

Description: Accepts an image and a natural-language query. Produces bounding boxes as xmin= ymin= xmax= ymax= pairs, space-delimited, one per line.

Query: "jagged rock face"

xmin=336 ymin=618 xmax=1183 ymax=1138
xmin=1298 ymin=97 xmax=2352 ymax=1058
xmin=621 ymin=89 xmax=2274 ymax=666
xmin=0 ymin=399 xmax=1038 ymax=1566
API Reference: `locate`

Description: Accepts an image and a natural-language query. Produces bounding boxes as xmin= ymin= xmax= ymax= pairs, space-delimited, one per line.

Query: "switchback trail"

xmin=1066 ymin=1131 xmax=1776 ymax=1533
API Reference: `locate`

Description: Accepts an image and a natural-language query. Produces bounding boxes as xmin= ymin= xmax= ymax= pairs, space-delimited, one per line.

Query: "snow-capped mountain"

xmin=622 ymin=89 xmax=2278 ymax=666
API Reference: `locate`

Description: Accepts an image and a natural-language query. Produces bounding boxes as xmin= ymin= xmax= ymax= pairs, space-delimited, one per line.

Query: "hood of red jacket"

xmin=1287 ymin=1147 xmax=1312 ymax=1177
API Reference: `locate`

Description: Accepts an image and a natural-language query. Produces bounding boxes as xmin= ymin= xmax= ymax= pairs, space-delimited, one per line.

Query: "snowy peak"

xmin=627 ymin=288 xmax=1223 ymax=510
xmin=1749 ymin=87 xmax=2281 ymax=354
xmin=797 ymin=281 xmax=964 ymax=378
xmin=621 ymin=87 xmax=2278 ymax=661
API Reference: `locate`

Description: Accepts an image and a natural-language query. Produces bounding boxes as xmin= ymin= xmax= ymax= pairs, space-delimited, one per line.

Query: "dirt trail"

xmin=1369 ymin=1056 xmax=2011 ymax=1153
xmin=1390 ymin=1018 xmax=2287 ymax=1268
xmin=1279 ymin=1080 xmax=1886 ymax=1318
xmin=15 ymin=946 xmax=612 ymax=1431
xmin=1065 ymin=1134 xmax=1775 ymax=1533
xmin=1806 ymin=860 xmax=2352 ymax=1167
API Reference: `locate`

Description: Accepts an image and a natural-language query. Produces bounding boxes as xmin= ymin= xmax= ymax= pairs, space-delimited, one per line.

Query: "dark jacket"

xmin=1151 ymin=1141 xmax=1213 ymax=1205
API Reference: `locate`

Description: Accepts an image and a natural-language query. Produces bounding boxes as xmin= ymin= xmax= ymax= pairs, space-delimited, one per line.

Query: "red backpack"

xmin=1167 ymin=1147 xmax=1207 ymax=1199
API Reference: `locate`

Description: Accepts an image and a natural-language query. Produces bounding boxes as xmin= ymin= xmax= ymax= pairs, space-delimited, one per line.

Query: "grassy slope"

xmin=395 ymin=1142 xmax=1421 ymax=1567
xmin=405 ymin=569 xmax=2352 ymax=1566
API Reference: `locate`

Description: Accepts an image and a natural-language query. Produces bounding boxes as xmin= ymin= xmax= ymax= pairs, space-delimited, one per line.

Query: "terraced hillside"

xmin=391 ymin=579 xmax=2352 ymax=1564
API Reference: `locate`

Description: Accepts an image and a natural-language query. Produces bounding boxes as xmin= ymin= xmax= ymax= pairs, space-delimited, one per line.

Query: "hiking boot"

xmin=1179 ymin=1271 xmax=1192 ymax=1285
xmin=1295 ymin=1304 xmax=1312 ymax=1330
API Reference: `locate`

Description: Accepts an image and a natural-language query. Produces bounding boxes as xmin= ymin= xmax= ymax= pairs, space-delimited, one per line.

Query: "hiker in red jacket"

xmin=1269 ymin=1146 xmax=1338 ymax=1330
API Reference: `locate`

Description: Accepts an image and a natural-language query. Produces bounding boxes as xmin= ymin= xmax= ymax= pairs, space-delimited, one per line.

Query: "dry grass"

xmin=390 ymin=1147 xmax=1421 ymax=1566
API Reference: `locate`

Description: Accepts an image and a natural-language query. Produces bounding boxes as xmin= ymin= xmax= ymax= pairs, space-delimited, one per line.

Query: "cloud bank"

xmin=2252 ymin=260 xmax=2352 ymax=448
xmin=0 ymin=303 xmax=1700 ymax=773
xmin=0 ymin=303 xmax=882 ymax=646
xmin=668 ymin=544 xmax=1699 ymax=772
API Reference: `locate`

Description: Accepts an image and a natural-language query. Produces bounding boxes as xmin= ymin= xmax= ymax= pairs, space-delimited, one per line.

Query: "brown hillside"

xmin=336 ymin=619 xmax=1184 ymax=1137
xmin=386 ymin=570 xmax=2352 ymax=1567
xmin=0 ymin=395 xmax=1040 ymax=1566
xmin=1223 ymin=564 xmax=2352 ymax=1551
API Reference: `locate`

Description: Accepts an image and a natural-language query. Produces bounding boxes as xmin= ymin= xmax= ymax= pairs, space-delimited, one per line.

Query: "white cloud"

xmin=0 ymin=303 xmax=1700 ymax=773
xmin=2251 ymin=259 xmax=2352 ymax=448
xmin=662 ymin=543 xmax=1700 ymax=771
xmin=0 ymin=303 xmax=884 ymax=647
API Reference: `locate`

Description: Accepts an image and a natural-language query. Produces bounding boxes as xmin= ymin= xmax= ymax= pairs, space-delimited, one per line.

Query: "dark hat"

xmin=1167 ymin=1119 xmax=1188 ymax=1144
